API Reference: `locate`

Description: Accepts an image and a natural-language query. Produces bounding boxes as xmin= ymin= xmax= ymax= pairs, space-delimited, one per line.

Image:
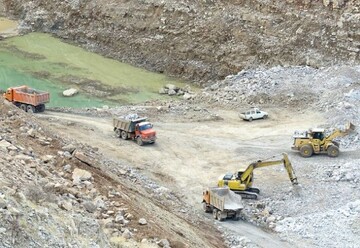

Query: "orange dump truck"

xmin=3 ymin=85 xmax=50 ymax=113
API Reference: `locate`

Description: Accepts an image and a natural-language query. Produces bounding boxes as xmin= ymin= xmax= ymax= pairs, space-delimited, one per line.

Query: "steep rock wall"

xmin=3 ymin=0 xmax=360 ymax=83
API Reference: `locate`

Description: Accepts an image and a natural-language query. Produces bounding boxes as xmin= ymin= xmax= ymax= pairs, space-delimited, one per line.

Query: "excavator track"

xmin=234 ymin=190 xmax=258 ymax=200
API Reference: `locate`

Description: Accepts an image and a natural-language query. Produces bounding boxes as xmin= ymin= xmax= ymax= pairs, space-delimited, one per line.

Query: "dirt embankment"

xmin=3 ymin=0 xmax=360 ymax=83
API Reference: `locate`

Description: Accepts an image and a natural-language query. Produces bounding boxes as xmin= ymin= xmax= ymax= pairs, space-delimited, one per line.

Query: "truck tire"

xmin=263 ymin=115 xmax=268 ymax=119
xmin=202 ymin=202 xmax=210 ymax=213
xmin=212 ymin=209 xmax=218 ymax=219
xmin=20 ymin=104 xmax=27 ymax=112
xmin=38 ymin=104 xmax=45 ymax=112
xmin=121 ymin=131 xmax=128 ymax=140
xmin=137 ymin=137 xmax=144 ymax=146
xmin=327 ymin=145 xmax=339 ymax=157
xmin=217 ymin=211 xmax=225 ymax=221
xmin=248 ymin=117 xmax=253 ymax=122
xmin=27 ymin=105 xmax=35 ymax=113
xmin=115 ymin=129 xmax=121 ymax=138
xmin=300 ymin=145 xmax=313 ymax=157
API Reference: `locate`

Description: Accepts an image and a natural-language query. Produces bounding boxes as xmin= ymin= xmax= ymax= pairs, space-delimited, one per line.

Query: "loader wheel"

xmin=27 ymin=105 xmax=35 ymax=113
xmin=20 ymin=104 xmax=27 ymax=112
xmin=137 ymin=137 xmax=144 ymax=146
xmin=300 ymin=145 xmax=313 ymax=157
xmin=121 ymin=131 xmax=128 ymax=140
xmin=327 ymin=146 xmax=339 ymax=157
xmin=212 ymin=209 xmax=218 ymax=219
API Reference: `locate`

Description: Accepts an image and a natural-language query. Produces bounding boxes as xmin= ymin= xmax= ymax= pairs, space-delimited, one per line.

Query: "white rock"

xmin=138 ymin=218 xmax=147 ymax=225
xmin=72 ymin=168 xmax=92 ymax=185
xmin=63 ymin=88 xmax=78 ymax=97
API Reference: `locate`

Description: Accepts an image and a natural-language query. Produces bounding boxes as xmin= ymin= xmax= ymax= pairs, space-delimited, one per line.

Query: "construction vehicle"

xmin=3 ymin=85 xmax=49 ymax=113
xmin=113 ymin=114 xmax=156 ymax=146
xmin=292 ymin=122 xmax=355 ymax=157
xmin=202 ymin=187 xmax=243 ymax=221
xmin=217 ymin=153 xmax=298 ymax=199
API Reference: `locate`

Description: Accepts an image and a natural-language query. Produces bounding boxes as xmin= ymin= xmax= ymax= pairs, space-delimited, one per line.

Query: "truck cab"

xmin=135 ymin=122 xmax=156 ymax=145
xmin=3 ymin=88 xmax=13 ymax=102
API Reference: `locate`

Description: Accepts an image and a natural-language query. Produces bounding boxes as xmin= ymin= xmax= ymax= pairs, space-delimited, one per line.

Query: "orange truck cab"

xmin=3 ymin=85 xmax=50 ymax=113
xmin=113 ymin=116 xmax=157 ymax=146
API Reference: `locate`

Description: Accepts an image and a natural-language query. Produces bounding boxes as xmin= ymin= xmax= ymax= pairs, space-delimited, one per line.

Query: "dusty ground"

xmin=35 ymin=106 xmax=326 ymax=247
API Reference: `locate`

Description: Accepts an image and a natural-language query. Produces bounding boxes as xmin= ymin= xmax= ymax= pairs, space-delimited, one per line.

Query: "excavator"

xmin=217 ymin=153 xmax=298 ymax=199
xmin=292 ymin=122 xmax=355 ymax=157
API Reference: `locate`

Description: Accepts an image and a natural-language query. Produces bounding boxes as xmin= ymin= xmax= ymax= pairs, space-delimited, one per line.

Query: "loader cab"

xmin=309 ymin=128 xmax=325 ymax=140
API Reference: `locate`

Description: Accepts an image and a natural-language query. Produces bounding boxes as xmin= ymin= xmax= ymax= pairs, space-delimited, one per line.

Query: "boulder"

xmin=138 ymin=218 xmax=147 ymax=225
xmin=63 ymin=88 xmax=78 ymax=97
xmin=72 ymin=168 xmax=92 ymax=185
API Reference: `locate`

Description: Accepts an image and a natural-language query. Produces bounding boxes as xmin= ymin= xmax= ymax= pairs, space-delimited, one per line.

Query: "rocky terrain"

xmin=1 ymin=0 xmax=360 ymax=83
xmin=1 ymin=0 xmax=360 ymax=247
xmin=0 ymin=98 xmax=225 ymax=248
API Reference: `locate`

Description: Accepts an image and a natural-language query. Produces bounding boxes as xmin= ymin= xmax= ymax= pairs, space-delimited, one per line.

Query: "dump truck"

xmin=113 ymin=114 xmax=156 ymax=146
xmin=292 ymin=122 xmax=355 ymax=157
xmin=218 ymin=153 xmax=298 ymax=199
xmin=202 ymin=187 xmax=243 ymax=221
xmin=3 ymin=85 xmax=50 ymax=113
xmin=239 ymin=107 xmax=268 ymax=121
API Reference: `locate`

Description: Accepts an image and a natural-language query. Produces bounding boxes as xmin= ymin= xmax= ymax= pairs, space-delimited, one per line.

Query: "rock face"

xmin=3 ymin=0 xmax=360 ymax=83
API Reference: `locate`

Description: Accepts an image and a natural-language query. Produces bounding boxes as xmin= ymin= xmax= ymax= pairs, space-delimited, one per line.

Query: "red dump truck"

xmin=113 ymin=114 xmax=156 ymax=146
xmin=3 ymin=85 xmax=50 ymax=113
xmin=202 ymin=187 xmax=243 ymax=221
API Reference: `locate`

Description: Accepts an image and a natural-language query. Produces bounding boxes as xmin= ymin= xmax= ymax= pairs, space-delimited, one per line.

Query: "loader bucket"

xmin=346 ymin=122 xmax=355 ymax=132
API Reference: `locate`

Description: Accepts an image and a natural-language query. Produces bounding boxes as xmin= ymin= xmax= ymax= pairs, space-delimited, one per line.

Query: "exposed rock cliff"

xmin=3 ymin=0 xmax=360 ymax=83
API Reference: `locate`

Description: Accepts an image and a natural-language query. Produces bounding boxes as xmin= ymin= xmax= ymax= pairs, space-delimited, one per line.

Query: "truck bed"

xmin=209 ymin=187 xmax=243 ymax=211
xmin=12 ymin=86 xmax=49 ymax=106
xmin=113 ymin=116 xmax=147 ymax=132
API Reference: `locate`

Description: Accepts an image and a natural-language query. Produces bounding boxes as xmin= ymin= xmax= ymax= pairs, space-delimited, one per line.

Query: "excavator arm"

xmin=239 ymin=153 xmax=298 ymax=185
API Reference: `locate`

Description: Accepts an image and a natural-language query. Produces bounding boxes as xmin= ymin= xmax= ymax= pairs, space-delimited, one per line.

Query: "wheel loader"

xmin=292 ymin=122 xmax=355 ymax=158
xmin=217 ymin=153 xmax=298 ymax=199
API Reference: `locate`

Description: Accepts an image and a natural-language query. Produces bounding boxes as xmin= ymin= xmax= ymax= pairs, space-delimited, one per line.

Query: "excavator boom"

xmin=218 ymin=153 xmax=298 ymax=199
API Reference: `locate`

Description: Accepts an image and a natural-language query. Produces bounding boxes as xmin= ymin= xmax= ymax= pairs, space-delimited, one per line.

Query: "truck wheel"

xmin=202 ymin=202 xmax=209 ymax=213
xmin=39 ymin=104 xmax=45 ymax=112
xmin=217 ymin=211 xmax=225 ymax=221
xmin=137 ymin=137 xmax=144 ymax=146
xmin=212 ymin=209 xmax=218 ymax=219
xmin=121 ymin=131 xmax=128 ymax=140
xmin=248 ymin=117 xmax=253 ymax=122
xmin=20 ymin=104 xmax=27 ymax=112
xmin=27 ymin=105 xmax=35 ymax=113
xmin=263 ymin=115 xmax=268 ymax=119
xmin=300 ymin=145 xmax=313 ymax=157
xmin=327 ymin=146 xmax=339 ymax=157
xmin=115 ymin=129 xmax=121 ymax=138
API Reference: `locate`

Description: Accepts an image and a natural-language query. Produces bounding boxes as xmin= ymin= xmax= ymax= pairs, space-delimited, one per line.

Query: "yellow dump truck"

xmin=202 ymin=187 xmax=243 ymax=221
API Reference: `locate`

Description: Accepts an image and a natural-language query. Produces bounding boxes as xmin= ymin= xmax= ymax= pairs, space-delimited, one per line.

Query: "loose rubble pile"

xmin=193 ymin=65 xmax=360 ymax=148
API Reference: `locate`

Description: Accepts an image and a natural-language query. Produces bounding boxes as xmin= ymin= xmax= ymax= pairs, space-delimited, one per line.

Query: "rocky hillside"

xmin=0 ymin=98 xmax=224 ymax=248
xmin=2 ymin=0 xmax=360 ymax=83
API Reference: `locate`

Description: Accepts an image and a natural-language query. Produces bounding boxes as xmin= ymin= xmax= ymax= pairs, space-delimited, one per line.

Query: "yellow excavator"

xmin=217 ymin=153 xmax=298 ymax=199
xmin=292 ymin=122 xmax=355 ymax=157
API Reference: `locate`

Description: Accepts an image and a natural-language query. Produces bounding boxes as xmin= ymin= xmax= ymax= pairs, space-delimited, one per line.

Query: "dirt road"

xmin=37 ymin=107 xmax=325 ymax=247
